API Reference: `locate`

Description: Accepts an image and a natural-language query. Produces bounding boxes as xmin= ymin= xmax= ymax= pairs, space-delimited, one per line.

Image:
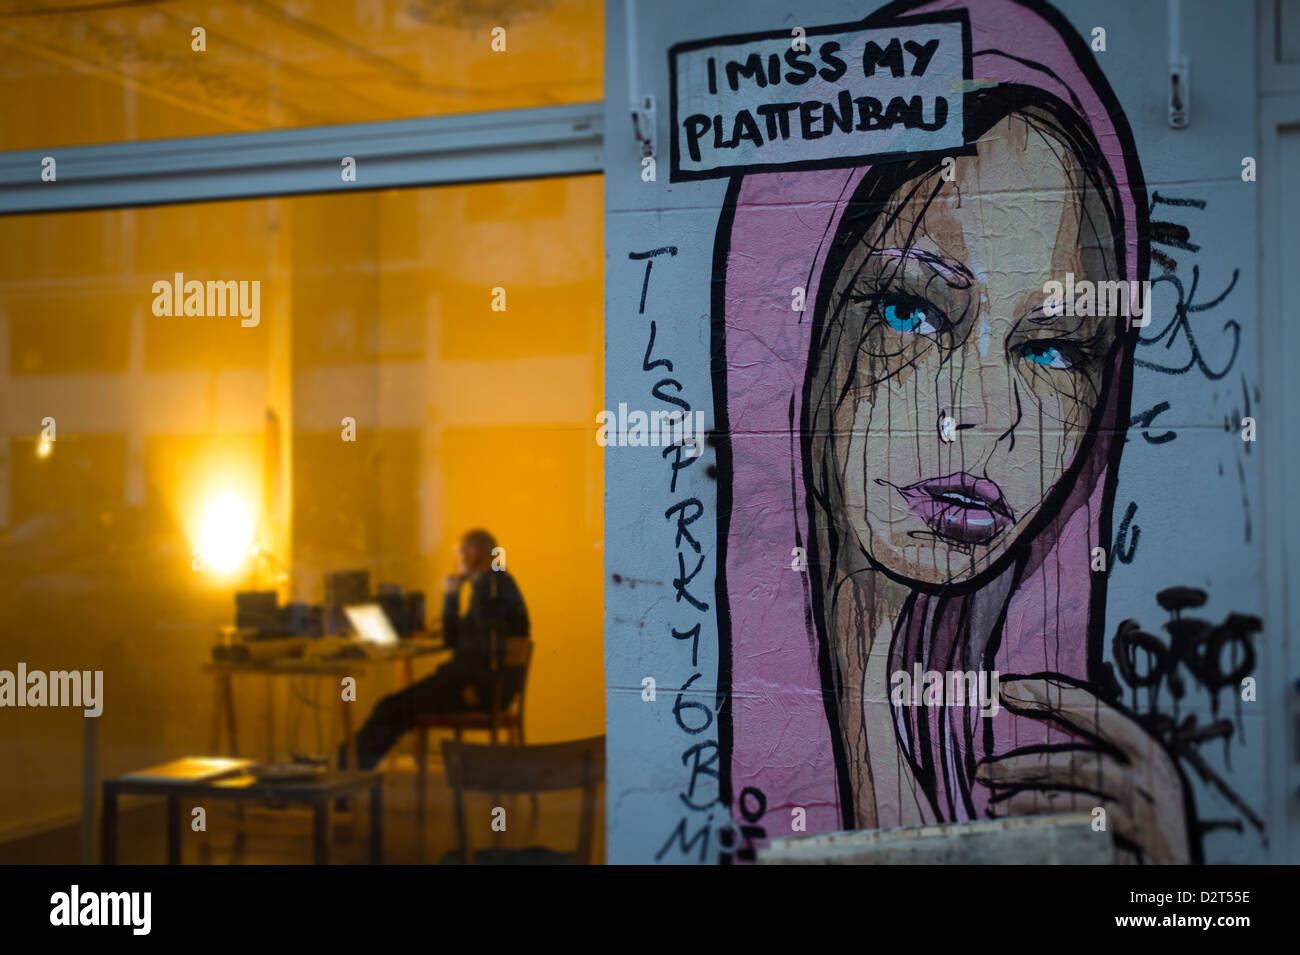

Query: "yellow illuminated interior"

xmin=0 ymin=176 xmax=605 ymax=845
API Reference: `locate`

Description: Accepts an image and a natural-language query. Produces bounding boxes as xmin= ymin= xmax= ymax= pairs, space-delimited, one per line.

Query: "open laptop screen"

xmin=343 ymin=603 xmax=400 ymax=646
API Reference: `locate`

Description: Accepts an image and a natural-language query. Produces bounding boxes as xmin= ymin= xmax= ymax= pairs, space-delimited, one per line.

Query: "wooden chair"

xmin=441 ymin=736 xmax=605 ymax=865
xmin=412 ymin=636 xmax=532 ymax=823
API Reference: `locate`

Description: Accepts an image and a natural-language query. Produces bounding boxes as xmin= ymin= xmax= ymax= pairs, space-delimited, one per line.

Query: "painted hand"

xmin=974 ymin=675 xmax=1191 ymax=864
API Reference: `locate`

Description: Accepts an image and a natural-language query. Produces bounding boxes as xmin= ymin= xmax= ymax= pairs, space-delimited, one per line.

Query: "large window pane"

xmin=0 ymin=175 xmax=604 ymax=859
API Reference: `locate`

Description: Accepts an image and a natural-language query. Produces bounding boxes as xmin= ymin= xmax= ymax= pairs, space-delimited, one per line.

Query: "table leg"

xmin=341 ymin=696 xmax=356 ymax=770
xmin=227 ymin=674 xmax=245 ymax=829
xmin=387 ymin=658 xmax=415 ymax=775
xmin=224 ymin=673 xmax=246 ymax=844
xmin=101 ymin=786 xmax=117 ymax=865
xmin=166 ymin=794 xmax=181 ymax=865
xmin=312 ymin=803 xmax=329 ymax=865
xmin=209 ymin=675 xmax=223 ymax=752
xmin=223 ymin=674 xmax=240 ymax=755
xmin=81 ymin=714 xmax=97 ymax=865
xmin=264 ymin=675 xmax=276 ymax=762
xmin=344 ymin=698 xmax=360 ymax=834
xmin=204 ymin=676 xmax=224 ymax=861
xmin=369 ymin=784 xmax=383 ymax=865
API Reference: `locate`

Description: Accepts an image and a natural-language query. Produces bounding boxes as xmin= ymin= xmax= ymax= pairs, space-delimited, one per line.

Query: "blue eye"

xmin=882 ymin=302 xmax=939 ymax=334
xmin=1023 ymin=342 xmax=1072 ymax=368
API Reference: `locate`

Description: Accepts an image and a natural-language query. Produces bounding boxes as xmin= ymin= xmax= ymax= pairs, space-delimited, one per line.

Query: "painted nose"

xmin=949 ymin=335 xmax=1021 ymax=437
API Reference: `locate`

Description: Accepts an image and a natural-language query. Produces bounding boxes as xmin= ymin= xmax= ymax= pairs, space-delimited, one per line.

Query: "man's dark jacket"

xmin=440 ymin=570 xmax=530 ymax=705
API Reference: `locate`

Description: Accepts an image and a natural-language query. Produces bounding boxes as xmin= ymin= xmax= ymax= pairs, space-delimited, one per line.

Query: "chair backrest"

xmin=491 ymin=637 xmax=533 ymax=717
xmin=442 ymin=735 xmax=605 ymax=864
xmin=501 ymin=635 xmax=532 ymax=668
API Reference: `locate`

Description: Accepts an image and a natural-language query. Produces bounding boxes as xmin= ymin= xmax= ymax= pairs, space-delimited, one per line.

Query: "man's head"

xmin=456 ymin=528 xmax=498 ymax=578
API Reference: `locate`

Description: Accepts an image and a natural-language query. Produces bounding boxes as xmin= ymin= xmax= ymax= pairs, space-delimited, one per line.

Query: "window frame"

xmin=0 ymin=102 xmax=603 ymax=216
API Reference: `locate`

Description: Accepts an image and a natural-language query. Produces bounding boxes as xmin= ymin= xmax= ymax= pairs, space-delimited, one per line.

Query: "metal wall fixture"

xmin=0 ymin=102 xmax=604 ymax=216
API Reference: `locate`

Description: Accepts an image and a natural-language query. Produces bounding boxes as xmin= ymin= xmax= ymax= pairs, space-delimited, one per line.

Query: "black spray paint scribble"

xmin=1136 ymin=265 xmax=1240 ymax=380
xmin=1118 ymin=191 xmax=1255 ymax=560
xmin=1107 ymin=586 xmax=1265 ymax=839
xmin=1220 ymin=372 xmax=1261 ymax=543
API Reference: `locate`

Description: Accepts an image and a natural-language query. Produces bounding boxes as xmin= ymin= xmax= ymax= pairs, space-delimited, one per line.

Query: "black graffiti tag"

xmin=1110 ymin=586 xmax=1264 ymax=836
xmin=632 ymin=246 xmax=721 ymax=862
xmin=1136 ymin=266 xmax=1240 ymax=380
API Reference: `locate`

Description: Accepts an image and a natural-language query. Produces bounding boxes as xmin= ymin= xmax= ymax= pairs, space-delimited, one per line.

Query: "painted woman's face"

xmin=822 ymin=114 xmax=1120 ymax=585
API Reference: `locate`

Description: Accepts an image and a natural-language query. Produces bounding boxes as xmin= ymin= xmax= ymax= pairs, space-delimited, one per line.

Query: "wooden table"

xmin=202 ymin=637 xmax=450 ymax=768
xmin=101 ymin=770 xmax=383 ymax=865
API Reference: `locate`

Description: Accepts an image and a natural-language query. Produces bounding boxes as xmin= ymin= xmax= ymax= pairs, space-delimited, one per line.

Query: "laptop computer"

xmin=343 ymin=602 xmax=400 ymax=648
xmin=120 ymin=757 xmax=255 ymax=784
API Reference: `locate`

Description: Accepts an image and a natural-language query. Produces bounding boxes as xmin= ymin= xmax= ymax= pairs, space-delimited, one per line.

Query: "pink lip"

xmin=895 ymin=472 xmax=1014 ymax=545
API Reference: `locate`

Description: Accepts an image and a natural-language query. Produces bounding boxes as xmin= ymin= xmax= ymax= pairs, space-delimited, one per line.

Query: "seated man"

xmin=346 ymin=528 xmax=529 ymax=771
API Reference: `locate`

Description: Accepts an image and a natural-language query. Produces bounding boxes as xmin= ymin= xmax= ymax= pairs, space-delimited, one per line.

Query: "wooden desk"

xmin=102 ymin=770 xmax=383 ymax=865
xmin=202 ymin=637 xmax=451 ymax=768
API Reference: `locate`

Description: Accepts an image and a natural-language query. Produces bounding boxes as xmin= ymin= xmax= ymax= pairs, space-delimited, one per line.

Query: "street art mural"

xmin=669 ymin=0 xmax=1266 ymax=863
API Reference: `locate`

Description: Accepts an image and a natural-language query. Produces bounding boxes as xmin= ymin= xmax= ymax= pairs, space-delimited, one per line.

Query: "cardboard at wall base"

xmin=756 ymin=812 xmax=1114 ymax=865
